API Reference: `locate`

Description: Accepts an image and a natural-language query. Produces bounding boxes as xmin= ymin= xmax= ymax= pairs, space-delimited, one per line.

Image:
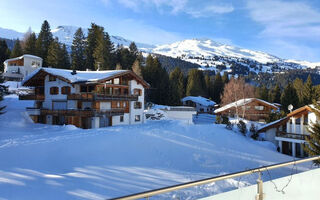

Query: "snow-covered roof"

xmin=181 ymin=96 xmax=216 ymax=107
xmin=215 ymin=98 xmax=278 ymax=113
xmin=257 ymin=117 xmax=289 ymax=133
xmin=22 ymin=67 xmax=146 ymax=86
xmin=4 ymin=54 xmax=42 ymax=63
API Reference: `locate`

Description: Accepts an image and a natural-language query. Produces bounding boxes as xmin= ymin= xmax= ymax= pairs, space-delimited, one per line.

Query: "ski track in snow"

xmin=0 ymin=95 xmax=315 ymax=200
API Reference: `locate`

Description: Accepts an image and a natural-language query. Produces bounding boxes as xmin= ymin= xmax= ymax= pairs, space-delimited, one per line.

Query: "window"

xmin=50 ymin=87 xmax=59 ymax=95
xmin=123 ymin=102 xmax=127 ymax=108
xmin=255 ymin=106 xmax=264 ymax=111
xmin=61 ymin=86 xmax=71 ymax=95
xmin=114 ymin=78 xmax=120 ymax=85
xmin=135 ymin=115 xmax=141 ymax=122
xmin=120 ymin=116 xmax=124 ymax=122
xmin=106 ymin=87 xmax=112 ymax=95
xmin=134 ymin=101 xmax=142 ymax=109
xmin=117 ymin=101 xmax=120 ymax=108
xmin=133 ymin=89 xmax=142 ymax=96
xmin=80 ymin=85 xmax=87 ymax=93
xmin=122 ymin=78 xmax=128 ymax=85
xmin=105 ymin=80 xmax=112 ymax=84
xmin=49 ymin=75 xmax=56 ymax=82
xmin=88 ymin=85 xmax=95 ymax=92
xmin=114 ymin=88 xmax=121 ymax=95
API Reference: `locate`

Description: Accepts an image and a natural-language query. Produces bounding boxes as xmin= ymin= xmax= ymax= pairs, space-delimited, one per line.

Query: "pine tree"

xmin=293 ymin=78 xmax=304 ymax=106
xmin=59 ymin=44 xmax=70 ymax=69
xmin=36 ymin=20 xmax=53 ymax=66
xmin=204 ymin=74 xmax=212 ymax=98
xmin=23 ymin=32 xmax=37 ymax=55
xmin=281 ymin=83 xmax=299 ymax=112
xmin=302 ymin=75 xmax=314 ymax=105
xmin=47 ymin=39 xmax=60 ymax=68
xmin=0 ymin=40 xmax=10 ymax=72
xmin=222 ymin=72 xmax=229 ymax=85
xmin=71 ymin=28 xmax=86 ymax=70
xmin=213 ymin=73 xmax=223 ymax=103
xmin=132 ymin=59 xmax=142 ymax=77
xmin=258 ymin=85 xmax=269 ymax=101
xmin=269 ymin=84 xmax=281 ymax=103
xmin=129 ymin=42 xmax=138 ymax=67
xmin=169 ymin=67 xmax=185 ymax=105
xmin=186 ymin=69 xmax=206 ymax=97
xmin=304 ymin=103 xmax=320 ymax=165
xmin=93 ymin=29 xmax=114 ymax=70
xmin=10 ymin=39 xmax=23 ymax=58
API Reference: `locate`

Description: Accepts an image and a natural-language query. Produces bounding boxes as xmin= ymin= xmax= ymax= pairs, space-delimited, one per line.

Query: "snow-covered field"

xmin=0 ymin=95 xmax=314 ymax=200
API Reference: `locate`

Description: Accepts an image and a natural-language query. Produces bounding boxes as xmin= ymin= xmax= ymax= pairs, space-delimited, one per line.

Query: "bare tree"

xmin=220 ymin=77 xmax=255 ymax=119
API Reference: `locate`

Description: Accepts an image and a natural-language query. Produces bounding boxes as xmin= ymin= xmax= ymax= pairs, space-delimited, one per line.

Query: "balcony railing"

xmin=276 ymin=131 xmax=310 ymax=140
xmin=26 ymin=107 xmax=41 ymax=115
xmin=68 ymin=93 xmax=138 ymax=101
xmin=40 ymin=108 xmax=124 ymax=117
xmin=19 ymin=94 xmax=45 ymax=101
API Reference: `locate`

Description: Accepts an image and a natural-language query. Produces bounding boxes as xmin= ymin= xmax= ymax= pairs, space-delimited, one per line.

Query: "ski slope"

xmin=0 ymin=95 xmax=313 ymax=200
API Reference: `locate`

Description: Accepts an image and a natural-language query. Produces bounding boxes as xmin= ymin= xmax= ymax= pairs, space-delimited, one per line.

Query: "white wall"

xmin=129 ymin=79 xmax=145 ymax=125
xmin=4 ymin=56 xmax=42 ymax=79
xmin=112 ymin=114 xmax=130 ymax=126
xmin=163 ymin=110 xmax=196 ymax=121
xmin=199 ymin=167 xmax=320 ymax=200
xmin=265 ymin=128 xmax=277 ymax=145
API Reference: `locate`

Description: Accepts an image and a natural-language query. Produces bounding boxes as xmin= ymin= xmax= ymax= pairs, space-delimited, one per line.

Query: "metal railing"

xmin=276 ymin=131 xmax=309 ymax=140
xmin=108 ymin=156 xmax=320 ymax=200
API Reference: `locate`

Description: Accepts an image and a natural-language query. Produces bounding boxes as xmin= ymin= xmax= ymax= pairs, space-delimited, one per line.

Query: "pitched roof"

xmin=4 ymin=54 xmax=42 ymax=63
xmin=22 ymin=67 xmax=150 ymax=88
xmin=181 ymin=96 xmax=216 ymax=107
xmin=257 ymin=117 xmax=289 ymax=133
xmin=214 ymin=98 xmax=278 ymax=113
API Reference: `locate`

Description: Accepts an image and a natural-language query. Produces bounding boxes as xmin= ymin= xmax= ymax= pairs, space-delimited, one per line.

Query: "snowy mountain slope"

xmin=0 ymin=95 xmax=313 ymax=200
xmin=0 ymin=27 xmax=24 ymax=39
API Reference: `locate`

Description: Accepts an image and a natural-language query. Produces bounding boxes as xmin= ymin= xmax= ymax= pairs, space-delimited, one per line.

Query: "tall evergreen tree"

xmin=59 ymin=44 xmax=71 ymax=69
xmin=186 ymin=69 xmax=206 ymax=97
xmin=169 ymin=67 xmax=185 ymax=105
xmin=10 ymin=39 xmax=23 ymax=58
xmin=293 ymin=78 xmax=304 ymax=106
xmin=302 ymin=75 xmax=314 ymax=105
xmin=0 ymin=40 xmax=10 ymax=72
xmin=93 ymin=30 xmax=114 ymax=70
xmin=304 ymin=103 xmax=320 ymax=165
xmin=23 ymin=32 xmax=37 ymax=55
xmin=132 ymin=59 xmax=142 ymax=77
xmin=204 ymin=74 xmax=212 ymax=98
xmin=269 ymin=84 xmax=281 ymax=103
xmin=213 ymin=73 xmax=223 ymax=103
xmin=47 ymin=39 xmax=60 ymax=68
xmin=281 ymin=83 xmax=299 ymax=112
xmin=71 ymin=28 xmax=86 ymax=70
xmin=258 ymin=85 xmax=269 ymax=101
xmin=36 ymin=20 xmax=53 ymax=66
xmin=85 ymin=23 xmax=102 ymax=70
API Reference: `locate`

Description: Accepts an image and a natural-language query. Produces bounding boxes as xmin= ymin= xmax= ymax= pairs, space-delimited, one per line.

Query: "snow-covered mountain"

xmin=1 ymin=26 xmax=320 ymax=74
xmin=152 ymin=38 xmax=320 ymax=74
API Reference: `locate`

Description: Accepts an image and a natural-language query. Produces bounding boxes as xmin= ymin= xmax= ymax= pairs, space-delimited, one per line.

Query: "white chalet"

xmin=181 ymin=96 xmax=216 ymax=113
xmin=3 ymin=54 xmax=42 ymax=81
xmin=19 ymin=68 xmax=149 ymax=129
xmin=258 ymin=105 xmax=318 ymax=157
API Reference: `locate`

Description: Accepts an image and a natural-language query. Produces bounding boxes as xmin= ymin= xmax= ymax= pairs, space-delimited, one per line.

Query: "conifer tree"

xmin=222 ymin=72 xmax=229 ymax=85
xmin=59 ymin=44 xmax=70 ymax=69
xmin=281 ymin=83 xmax=299 ymax=112
xmin=293 ymin=78 xmax=304 ymax=106
xmin=36 ymin=20 xmax=53 ymax=66
xmin=302 ymin=75 xmax=314 ymax=105
xmin=71 ymin=28 xmax=86 ymax=70
xmin=304 ymin=103 xmax=320 ymax=165
xmin=23 ymin=32 xmax=37 ymax=55
xmin=258 ymin=85 xmax=269 ymax=101
xmin=86 ymin=23 xmax=104 ymax=70
xmin=186 ymin=69 xmax=206 ymax=97
xmin=132 ymin=59 xmax=142 ymax=77
xmin=169 ymin=67 xmax=185 ymax=105
xmin=269 ymin=84 xmax=281 ymax=103
xmin=204 ymin=74 xmax=212 ymax=98
xmin=10 ymin=39 xmax=23 ymax=58
xmin=0 ymin=40 xmax=10 ymax=72
xmin=93 ymin=30 xmax=114 ymax=70
xmin=213 ymin=73 xmax=223 ymax=103
xmin=47 ymin=39 xmax=60 ymax=68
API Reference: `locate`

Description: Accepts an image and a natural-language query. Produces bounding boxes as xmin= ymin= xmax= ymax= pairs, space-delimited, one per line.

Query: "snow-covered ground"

xmin=0 ymin=95 xmax=314 ymax=200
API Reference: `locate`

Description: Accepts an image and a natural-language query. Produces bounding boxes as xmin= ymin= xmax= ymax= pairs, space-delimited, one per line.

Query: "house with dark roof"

xmin=214 ymin=98 xmax=278 ymax=122
xmin=181 ymin=96 xmax=216 ymax=113
xmin=257 ymin=105 xmax=318 ymax=157
xmin=19 ymin=67 xmax=149 ymax=129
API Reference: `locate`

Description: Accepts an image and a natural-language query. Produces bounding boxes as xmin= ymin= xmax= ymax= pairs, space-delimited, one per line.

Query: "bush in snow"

xmin=222 ymin=116 xmax=229 ymax=124
xmin=250 ymin=124 xmax=259 ymax=140
xmin=226 ymin=121 xmax=233 ymax=130
xmin=237 ymin=120 xmax=247 ymax=136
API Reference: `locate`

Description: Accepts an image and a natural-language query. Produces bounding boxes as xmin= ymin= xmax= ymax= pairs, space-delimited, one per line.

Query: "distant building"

xmin=3 ymin=54 xmax=42 ymax=81
xmin=19 ymin=67 xmax=149 ymax=129
xmin=181 ymin=96 xmax=216 ymax=113
xmin=214 ymin=98 xmax=278 ymax=122
xmin=258 ymin=105 xmax=317 ymax=158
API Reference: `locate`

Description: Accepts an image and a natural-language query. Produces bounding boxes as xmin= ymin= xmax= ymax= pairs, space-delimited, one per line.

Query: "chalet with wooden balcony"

xmin=214 ymin=98 xmax=279 ymax=122
xmin=19 ymin=67 xmax=149 ymax=129
xmin=3 ymin=54 xmax=42 ymax=81
xmin=257 ymin=105 xmax=318 ymax=158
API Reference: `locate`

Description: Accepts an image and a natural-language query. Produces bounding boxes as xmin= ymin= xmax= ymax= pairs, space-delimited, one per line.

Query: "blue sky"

xmin=1 ymin=0 xmax=320 ymax=62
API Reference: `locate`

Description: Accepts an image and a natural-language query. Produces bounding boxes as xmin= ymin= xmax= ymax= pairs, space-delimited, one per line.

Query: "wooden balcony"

xmin=19 ymin=94 xmax=45 ymax=101
xmin=276 ymin=131 xmax=310 ymax=141
xmin=68 ymin=93 xmax=138 ymax=101
xmin=40 ymin=108 xmax=124 ymax=117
